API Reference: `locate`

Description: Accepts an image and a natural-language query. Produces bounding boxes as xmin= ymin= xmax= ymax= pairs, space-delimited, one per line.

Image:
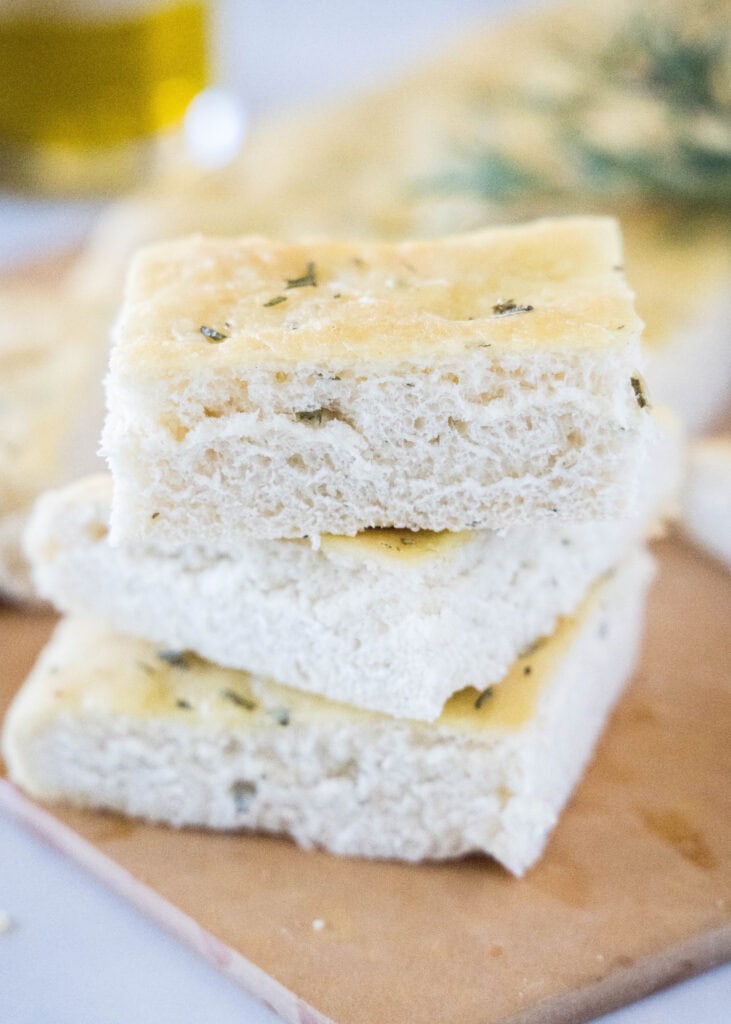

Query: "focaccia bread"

xmin=103 ymin=217 xmax=652 ymax=543
xmin=2 ymin=549 xmax=653 ymax=875
xmin=26 ymin=411 xmax=680 ymax=720
xmin=0 ymin=283 xmax=107 ymax=601
xmin=71 ymin=1 xmax=731 ymax=433
xmin=681 ymin=437 xmax=731 ymax=572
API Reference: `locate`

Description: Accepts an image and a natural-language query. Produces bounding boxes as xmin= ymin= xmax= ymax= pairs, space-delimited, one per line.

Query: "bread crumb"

xmin=311 ymin=918 xmax=325 ymax=932
xmin=0 ymin=911 xmax=14 ymax=934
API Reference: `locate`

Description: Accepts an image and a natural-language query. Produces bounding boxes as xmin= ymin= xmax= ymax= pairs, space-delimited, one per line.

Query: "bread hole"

xmin=161 ymin=416 xmax=189 ymax=442
xmin=567 ymin=428 xmax=585 ymax=448
xmin=330 ymin=758 xmax=358 ymax=781
xmin=475 ymin=389 xmax=503 ymax=405
xmin=275 ymin=371 xmax=289 ymax=383
xmin=441 ymin=372 xmax=460 ymax=385
xmin=287 ymin=453 xmax=306 ymax=470
xmin=413 ymin=416 xmax=425 ymax=431
xmin=203 ymin=407 xmax=224 ymax=418
xmin=230 ymin=780 xmax=257 ymax=813
xmin=447 ymin=417 xmax=468 ymax=436
xmin=86 ymin=522 xmax=108 ymax=543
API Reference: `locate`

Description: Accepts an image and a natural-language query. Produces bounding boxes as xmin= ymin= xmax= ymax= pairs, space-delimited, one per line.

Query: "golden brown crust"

xmin=115 ymin=217 xmax=639 ymax=372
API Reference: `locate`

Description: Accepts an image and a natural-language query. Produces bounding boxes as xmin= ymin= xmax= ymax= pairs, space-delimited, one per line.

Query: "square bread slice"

xmin=681 ymin=437 xmax=731 ymax=572
xmin=25 ymin=411 xmax=680 ymax=721
xmin=102 ymin=217 xmax=653 ymax=543
xmin=2 ymin=548 xmax=653 ymax=875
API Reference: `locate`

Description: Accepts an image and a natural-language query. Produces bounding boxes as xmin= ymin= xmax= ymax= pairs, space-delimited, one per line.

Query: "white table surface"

xmin=1 ymin=2 xmax=729 ymax=1021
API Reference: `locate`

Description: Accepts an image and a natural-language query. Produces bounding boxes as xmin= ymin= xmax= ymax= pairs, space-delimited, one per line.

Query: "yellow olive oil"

xmin=0 ymin=1 xmax=208 ymax=193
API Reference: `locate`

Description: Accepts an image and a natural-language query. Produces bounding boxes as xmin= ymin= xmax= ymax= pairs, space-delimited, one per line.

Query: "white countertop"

xmin=2 ymin=2 xmax=729 ymax=1020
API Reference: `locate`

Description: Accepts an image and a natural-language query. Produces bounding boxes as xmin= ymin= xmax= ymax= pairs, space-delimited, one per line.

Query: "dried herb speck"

xmin=200 ymin=325 xmax=228 ymax=343
xmin=475 ymin=686 xmax=494 ymax=709
xmin=269 ymin=707 xmax=290 ymax=726
xmin=286 ymin=261 xmax=317 ymax=289
xmin=631 ymin=376 xmax=649 ymax=409
xmin=263 ymin=295 xmax=287 ymax=307
xmin=157 ymin=650 xmax=191 ymax=669
xmin=492 ymin=299 xmax=534 ymax=316
xmin=519 ymin=638 xmax=545 ymax=658
xmin=176 ymin=698 xmax=192 ymax=710
xmin=523 ymin=665 xmax=532 ymax=676
xmin=221 ymin=688 xmax=257 ymax=710
xmin=296 ymin=408 xmax=338 ymax=424
xmin=150 ymin=512 xmax=160 ymax=520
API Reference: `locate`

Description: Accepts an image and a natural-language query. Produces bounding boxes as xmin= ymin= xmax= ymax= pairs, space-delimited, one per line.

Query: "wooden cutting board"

xmin=1 ymin=536 xmax=730 ymax=1024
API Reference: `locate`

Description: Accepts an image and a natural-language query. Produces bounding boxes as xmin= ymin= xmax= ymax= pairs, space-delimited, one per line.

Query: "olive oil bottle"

xmin=0 ymin=1 xmax=208 ymax=194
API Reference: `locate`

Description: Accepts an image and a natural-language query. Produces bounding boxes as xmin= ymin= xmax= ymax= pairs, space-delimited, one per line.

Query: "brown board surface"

xmin=1 ymin=537 xmax=730 ymax=1024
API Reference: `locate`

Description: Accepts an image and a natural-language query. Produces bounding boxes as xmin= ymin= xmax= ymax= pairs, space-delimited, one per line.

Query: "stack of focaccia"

xmin=1 ymin=0 xmax=726 ymax=605
xmin=3 ymin=217 xmax=679 ymax=874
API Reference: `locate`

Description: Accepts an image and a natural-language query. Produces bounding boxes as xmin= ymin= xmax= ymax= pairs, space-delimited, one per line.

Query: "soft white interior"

xmin=27 ymin=408 xmax=675 ymax=720
xmin=104 ymin=347 xmax=652 ymax=543
xmin=3 ymin=550 xmax=653 ymax=874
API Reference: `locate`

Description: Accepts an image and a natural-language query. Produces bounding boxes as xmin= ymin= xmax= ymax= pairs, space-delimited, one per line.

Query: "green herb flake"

xmin=157 ymin=650 xmax=191 ymax=669
xmin=263 ymin=295 xmax=287 ymax=307
xmin=176 ymin=698 xmax=192 ymax=710
xmin=492 ymin=299 xmax=534 ymax=316
xmin=285 ymin=261 xmax=318 ymax=289
xmin=295 ymin=408 xmax=337 ymax=424
xmin=150 ymin=512 xmax=160 ymax=520
xmin=523 ymin=665 xmax=532 ymax=676
xmin=631 ymin=376 xmax=649 ymax=409
xmin=269 ymin=707 xmax=290 ymax=726
xmin=519 ymin=638 xmax=545 ymax=659
xmin=200 ymin=325 xmax=228 ymax=343
xmin=220 ymin=688 xmax=257 ymax=711
xmin=474 ymin=686 xmax=494 ymax=710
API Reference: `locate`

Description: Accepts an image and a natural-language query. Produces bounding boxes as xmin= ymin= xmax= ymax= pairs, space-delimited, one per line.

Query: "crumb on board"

xmin=0 ymin=910 xmax=14 ymax=934
xmin=311 ymin=918 xmax=325 ymax=932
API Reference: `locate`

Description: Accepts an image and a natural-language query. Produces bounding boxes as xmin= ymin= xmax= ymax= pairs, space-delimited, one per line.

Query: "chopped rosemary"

xmin=263 ymin=295 xmax=287 ymax=307
xmin=519 ymin=638 xmax=545 ymax=659
xmin=286 ymin=261 xmax=317 ymax=289
xmin=220 ymin=688 xmax=257 ymax=710
xmin=200 ymin=325 xmax=228 ymax=343
xmin=157 ymin=650 xmax=191 ymax=669
xmin=475 ymin=686 xmax=494 ymax=709
xmin=492 ymin=299 xmax=534 ymax=316
xmin=295 ymin=408 xmax=338 ymax=424
xmin=176 ymin=698 xmax=192 ymax=710
xmin=150 ymin=512 xmax=160 ymax=520
xmin=523 ymin=665 xmax=532 ymax=676
xmin=631 ymin=376 xmax=649 ymax=409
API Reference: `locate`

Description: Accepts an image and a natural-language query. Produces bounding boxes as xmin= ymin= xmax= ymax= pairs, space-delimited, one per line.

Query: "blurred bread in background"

xmin=0 ymin=283 xmax=106 ymax=600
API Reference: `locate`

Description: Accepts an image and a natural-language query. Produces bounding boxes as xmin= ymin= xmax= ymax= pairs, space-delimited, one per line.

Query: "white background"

xmin=1 ymin=2 xmax=729 ymax=1021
